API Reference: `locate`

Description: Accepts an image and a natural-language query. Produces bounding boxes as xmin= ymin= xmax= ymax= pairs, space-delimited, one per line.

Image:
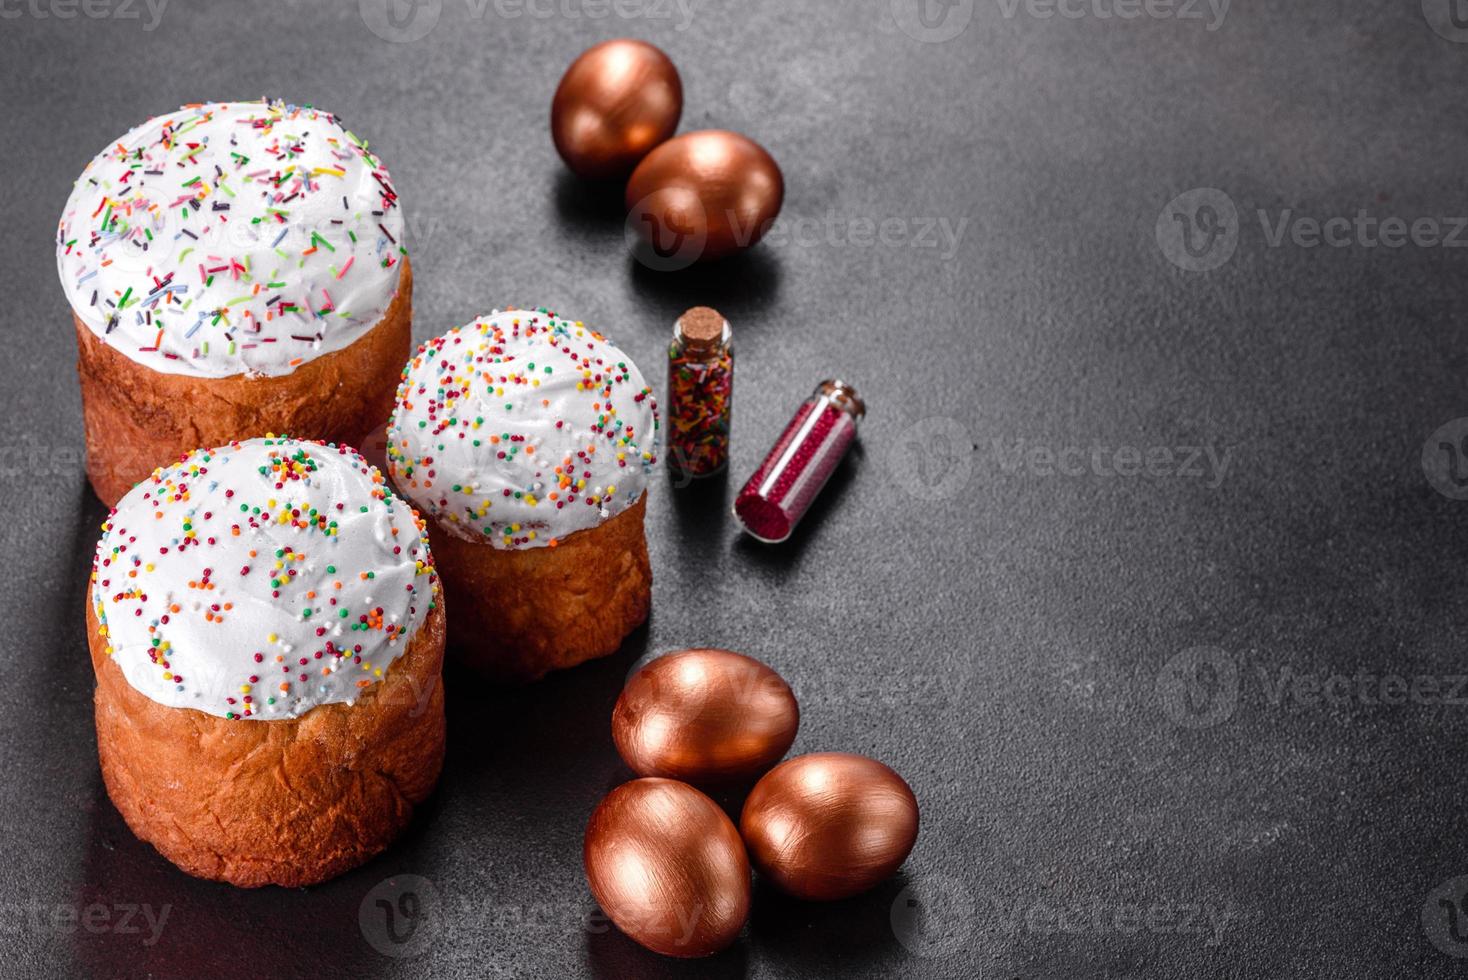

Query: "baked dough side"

xmin=75 ymin=258 xmax=414 ymax=506
xmin=88 ymin=595 xmax=445 ymax=889
xmin=430 ymin=494 xmax=651 ymax=683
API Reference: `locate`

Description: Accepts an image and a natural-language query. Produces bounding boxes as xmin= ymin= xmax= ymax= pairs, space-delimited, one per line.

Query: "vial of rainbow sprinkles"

xmin=733 ymin=380 xmax=864 ymax=543
xmin=667 ymin=306 xmax=734 ymax=480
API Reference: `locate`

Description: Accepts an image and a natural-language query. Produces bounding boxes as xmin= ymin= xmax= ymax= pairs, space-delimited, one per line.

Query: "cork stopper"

xmin=817 ymin=379 xmax=866 ymax=421
xmin=676 ymin=306 xmax=729 ymax=355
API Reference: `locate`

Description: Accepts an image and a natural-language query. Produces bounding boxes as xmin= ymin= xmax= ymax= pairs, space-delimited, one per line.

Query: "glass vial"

xmin=733 ymin=380 xmax=864 ymax=543
xmin=667 ymin=306 xmax=734 ymax=480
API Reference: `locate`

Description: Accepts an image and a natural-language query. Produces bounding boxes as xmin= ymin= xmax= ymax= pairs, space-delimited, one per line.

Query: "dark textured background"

xmin=4 ymin=0 xmax=1468 ymax=976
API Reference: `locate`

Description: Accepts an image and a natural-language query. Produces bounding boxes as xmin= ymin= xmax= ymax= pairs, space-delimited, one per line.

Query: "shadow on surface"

xmin=585 ymin=919 xmax=750 ymax=979
xmin=551 ymin=170 xmax=628 ymax=232
xmin=747 ymin=872 xmax=908 ymax=965
xmin=628 ymin=250 xmax=783 ymax=323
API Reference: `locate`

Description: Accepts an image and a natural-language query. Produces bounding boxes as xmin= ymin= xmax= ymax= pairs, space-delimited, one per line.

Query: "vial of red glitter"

xmin=667 ymin=306 xmax=734 ymax=479
xmin=733 ymin=380 xmax=864 ymax=543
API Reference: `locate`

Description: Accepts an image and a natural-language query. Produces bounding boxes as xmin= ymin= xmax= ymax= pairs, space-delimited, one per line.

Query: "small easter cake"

xmin=87 ymin=436 xmax=444 ymax=887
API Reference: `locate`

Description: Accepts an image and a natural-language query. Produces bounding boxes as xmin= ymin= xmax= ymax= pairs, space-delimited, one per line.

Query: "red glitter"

xmin=734 ymin=384 xmax=861 ymax=543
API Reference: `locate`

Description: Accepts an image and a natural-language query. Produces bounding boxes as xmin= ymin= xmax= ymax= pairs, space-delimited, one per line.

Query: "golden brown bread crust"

xmin=428 ymin=495 xmax=651 ymax=683
xmin=88 ymin=595 xmax=445 ymax=889
xmin=75 ymin=258 xmax=414 ymax=507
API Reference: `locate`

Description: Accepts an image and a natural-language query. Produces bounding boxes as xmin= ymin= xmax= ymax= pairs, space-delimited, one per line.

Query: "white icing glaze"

xmin=387 ymin=308 xmax=659 ymax=549
xmin=57 ymin=100 xmax=405 ymax=379
xmin=90 ymin=437 xmax=437 ymax=720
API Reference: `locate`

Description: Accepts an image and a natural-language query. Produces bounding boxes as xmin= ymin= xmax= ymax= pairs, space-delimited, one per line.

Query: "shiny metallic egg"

xmin=613 ymin=648 xmax=799 ymax=786
xmin=740 ymin=753 xmax=919 ymax=901
xmin=551 ymin=38 xmax=682 ymax=180
xmin=584 ymin=778 xmax=751 ymax=957
xmin=624 ymin=129 xmax=783 ymax=264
